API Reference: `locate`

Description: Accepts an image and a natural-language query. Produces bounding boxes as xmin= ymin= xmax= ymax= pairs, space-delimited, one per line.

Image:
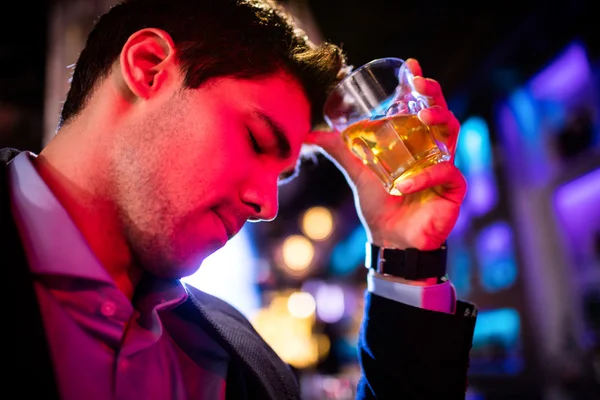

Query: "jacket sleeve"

xmin=356 ymin=292 xmax=477 ymax=400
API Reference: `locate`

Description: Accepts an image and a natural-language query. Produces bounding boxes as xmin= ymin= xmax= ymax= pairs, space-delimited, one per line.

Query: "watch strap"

xmin=366 ymin=242 xmax=447 ymax=280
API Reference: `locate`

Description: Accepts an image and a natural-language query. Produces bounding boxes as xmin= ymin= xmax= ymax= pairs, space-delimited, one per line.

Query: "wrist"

xmin=367 ymin=231 xmax=410 ymax=250
xmin=365 ymin=242 xmax=448 ymax=281
xmin=368 ymin=232 xmax=445 ymax=251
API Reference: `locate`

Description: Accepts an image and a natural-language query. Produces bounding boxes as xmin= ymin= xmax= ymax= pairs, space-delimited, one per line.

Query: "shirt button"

xmin=100 ymin=301 xmax=116 ymax=317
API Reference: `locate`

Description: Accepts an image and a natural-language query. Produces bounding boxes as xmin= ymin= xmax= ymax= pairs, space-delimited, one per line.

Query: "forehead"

xmin=211 ymin=72 xmax=312 ymax=145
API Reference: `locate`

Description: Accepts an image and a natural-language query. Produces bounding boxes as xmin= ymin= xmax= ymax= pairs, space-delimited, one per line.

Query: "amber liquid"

xmin=342 ymin=114 xmax=449 ymax=195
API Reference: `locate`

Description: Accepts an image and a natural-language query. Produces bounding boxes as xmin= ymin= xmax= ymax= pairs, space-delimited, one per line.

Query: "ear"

xmin=119 ymin=28 xmax=177 ymax=99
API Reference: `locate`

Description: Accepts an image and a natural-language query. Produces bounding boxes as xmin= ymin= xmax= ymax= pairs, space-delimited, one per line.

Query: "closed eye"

xmin=248 ymin=129 xmax=264 ymax=154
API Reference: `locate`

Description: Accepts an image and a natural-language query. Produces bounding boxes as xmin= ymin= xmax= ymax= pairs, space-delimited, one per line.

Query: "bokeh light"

xmin=281 ymin=235 xmax=315 ymax=271
xmin=301 ymin=206 xmax=334 ymax=241
xmin=315 ymin=283 xmax=345 ymax=323
xmin=288 ymin=291 xmax=317 ymax=319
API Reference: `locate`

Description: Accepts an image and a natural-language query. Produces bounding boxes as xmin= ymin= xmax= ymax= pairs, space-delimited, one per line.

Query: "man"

xmin=2 ymin=0 xmax=476 ymax=399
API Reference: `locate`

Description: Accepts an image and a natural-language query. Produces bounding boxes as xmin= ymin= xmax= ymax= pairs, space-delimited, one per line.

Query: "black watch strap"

xmin=365 ymin=242 xmax=447 ymax=280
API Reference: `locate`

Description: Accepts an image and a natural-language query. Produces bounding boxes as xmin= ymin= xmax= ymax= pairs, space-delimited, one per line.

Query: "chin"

xmin=144 ymin=262 xmax=199 ymax=280
xmin=148 ymin=245 xmax=223 ymax=279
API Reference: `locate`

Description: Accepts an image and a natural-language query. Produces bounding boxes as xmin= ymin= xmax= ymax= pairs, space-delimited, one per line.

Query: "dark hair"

xmin=60 ymin=0 xmax=346 ymax=128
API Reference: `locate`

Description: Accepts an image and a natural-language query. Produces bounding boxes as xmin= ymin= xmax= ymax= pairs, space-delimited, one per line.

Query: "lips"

xmin=214 ymin=210 xmax=241 ymax=240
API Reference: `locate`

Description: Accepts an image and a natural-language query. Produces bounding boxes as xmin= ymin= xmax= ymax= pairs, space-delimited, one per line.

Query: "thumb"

xmin=394 ymin=162 xmax=467 ymax=203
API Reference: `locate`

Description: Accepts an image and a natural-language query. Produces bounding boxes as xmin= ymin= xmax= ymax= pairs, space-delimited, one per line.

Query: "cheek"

xmin=212 ymin=139 xmax=260 ymax=181
xmin=164 ymin=117 xmax=259 ymax=190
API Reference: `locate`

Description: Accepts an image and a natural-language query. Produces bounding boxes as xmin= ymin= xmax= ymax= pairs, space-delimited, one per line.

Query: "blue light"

xmin=472 ymin=308 xmax=523 ymax=375
xmin=497 ymin=41 xmax=594 ymax=186
xmin=508 ymin=89 xmax=539 ymax=148
xmin=330 ymin=225 xmax=367 ymax=275
xmin=539 ymin=100 xmax=567 ymax=130
xmin=465 ymin=390 xmax=485 ymax=400
xmin=333 ymin=338 xmax=358 ymax=363
xmin=456 ymin=116 xmax=498 ymax=216
xmin=473 ymin=308 xmax=520 ymax=349
xmin=475 ymin=222 xmax=518 ymax=292
xmin=506 ymin=88 xmax=549 ymax=185
xmin=461 ymin=120 xmax=488 ymax=171
xmin=447 ymin=241 xmax=471 ymax=298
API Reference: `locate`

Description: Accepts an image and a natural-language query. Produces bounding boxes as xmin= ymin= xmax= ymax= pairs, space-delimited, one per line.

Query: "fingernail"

xmin=397 ymin=178 xmax=414 ymax=193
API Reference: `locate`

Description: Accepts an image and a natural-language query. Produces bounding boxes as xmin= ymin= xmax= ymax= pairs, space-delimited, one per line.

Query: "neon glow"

xmin=330 ymin=225 xmax=367 ymax=275
xmin=475 ymin=222 xmax=518 ymax=292
xmin=456 ymin=116 xmax=498 ymax=216
xmin=471 ymin=308 xmax=523 ymax=375
xmin=554 ymin=168 xmax=600 ymax=259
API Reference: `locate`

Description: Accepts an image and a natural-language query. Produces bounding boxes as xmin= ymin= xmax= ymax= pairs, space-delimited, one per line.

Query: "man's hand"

xmin=307 ymin=59 xmax=466 ymax=251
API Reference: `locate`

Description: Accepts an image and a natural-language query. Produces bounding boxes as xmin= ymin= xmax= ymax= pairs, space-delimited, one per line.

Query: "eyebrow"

xmin=253 ymin=109 xmax=292 ymax=159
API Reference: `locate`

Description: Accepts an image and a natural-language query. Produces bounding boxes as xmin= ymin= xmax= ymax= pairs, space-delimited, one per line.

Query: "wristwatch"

xmin=365 ymin=242 xmax=447 ymax=280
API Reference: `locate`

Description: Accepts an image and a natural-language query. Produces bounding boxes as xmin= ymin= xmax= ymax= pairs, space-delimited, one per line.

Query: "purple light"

xmin=469 ymin=173 xmax=498 ymax=216
xmin=555 ymin=168 xmax=600 ymax=212
xmin=554 ymin=168 xmax=600 ymax=253
xmin=475 ymin=222 xmax=518 ymax=292
xmin=497 ymin=41 xmax=593 ymax=187
xmin=315 ymin=283 xmax=345 ymax=323
xmin=506 ymin=88 xmax=548 ymax=184
xmin=497 ymin=104 xmax=524 ymax=180
xmin=451 ymin=205 xmax=471 ymax=235
xmin=530 ymin=42 xmax=590 ymax=102
xmin=479 ymin=223 xmax=511 ymax=254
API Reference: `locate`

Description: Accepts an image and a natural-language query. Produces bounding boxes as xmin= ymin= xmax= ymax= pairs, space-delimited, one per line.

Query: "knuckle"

xmin=427 ymin=78 xmax=442 ymax=91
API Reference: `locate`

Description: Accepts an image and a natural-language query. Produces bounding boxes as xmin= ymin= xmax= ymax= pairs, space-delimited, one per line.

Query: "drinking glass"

xmin=323 ymin=57 xmax=450 ymax=195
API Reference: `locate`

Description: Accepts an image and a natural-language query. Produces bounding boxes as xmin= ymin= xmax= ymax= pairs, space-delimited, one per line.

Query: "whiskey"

xmin=342 ymin=114 xmax=449 ymax=195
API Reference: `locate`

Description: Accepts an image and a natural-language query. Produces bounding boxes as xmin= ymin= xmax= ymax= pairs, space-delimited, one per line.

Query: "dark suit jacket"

xmin=2 ymin=148 xmax=477 ymax=399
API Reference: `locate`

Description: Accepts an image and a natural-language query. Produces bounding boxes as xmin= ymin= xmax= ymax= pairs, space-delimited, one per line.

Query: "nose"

xmin=241 ymin=175 xmax=279 ymax=222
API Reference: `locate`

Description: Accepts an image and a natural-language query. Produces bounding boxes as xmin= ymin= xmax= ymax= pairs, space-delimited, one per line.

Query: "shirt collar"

xmin=8 ymin=151 xmax=114 ymax=282
xmin=8 ymin=151 xmax=188 ymax=309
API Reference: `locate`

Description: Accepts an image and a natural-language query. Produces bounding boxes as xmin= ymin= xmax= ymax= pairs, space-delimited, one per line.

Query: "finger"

xmin=418 ymin=105 xmax=452 ymax=126
xmin=446 ymin=114 xmax=461 ymax=159
xmin=418 ymin=107 xmax=460 ymax=159
xmin=405 ymin=58 xmax=422 ymax=77
xmin=394 ymin=162 xmax=466 ymax=202
xmin=413 ymin=76 xmax=448 ymax=109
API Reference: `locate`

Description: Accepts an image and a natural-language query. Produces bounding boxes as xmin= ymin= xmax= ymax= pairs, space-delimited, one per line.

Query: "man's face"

xmin=109 ymin=72 xmax=311 ymax=278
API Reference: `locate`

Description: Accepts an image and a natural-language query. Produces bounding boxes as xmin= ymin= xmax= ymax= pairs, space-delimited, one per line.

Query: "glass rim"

xmin=329 ymin=57 xmax=406 ymax=94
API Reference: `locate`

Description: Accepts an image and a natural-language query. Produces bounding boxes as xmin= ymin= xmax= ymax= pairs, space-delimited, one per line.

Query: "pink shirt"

xmin=9 ymin=151 xmax=228 ymax=400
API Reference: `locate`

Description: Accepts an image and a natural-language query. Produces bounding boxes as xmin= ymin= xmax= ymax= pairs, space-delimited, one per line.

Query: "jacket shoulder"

xmin=0 ymin=148 xmax=22 ymax=165
xmin=183 ymin=283 xmax=256 ymax=329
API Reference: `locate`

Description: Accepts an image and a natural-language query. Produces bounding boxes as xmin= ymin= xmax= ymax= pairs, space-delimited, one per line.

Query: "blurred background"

xmin=2 ymin=0 xmax=599 ymax=399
